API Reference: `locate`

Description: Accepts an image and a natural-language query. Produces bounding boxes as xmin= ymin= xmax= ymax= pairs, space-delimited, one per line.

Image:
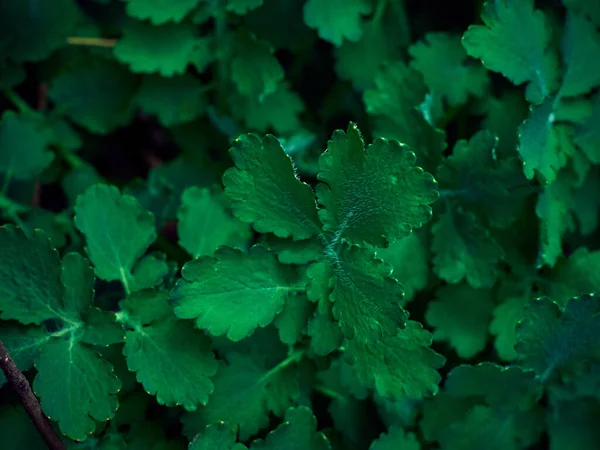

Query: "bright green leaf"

xmin=0 ymin=226 xmax=64 ymax=325
xmin=189 ymin=422 xmax=247 ymax=450
xmin=330 ymin=242 xmax=407 ymax=342
xmin=317 ymin=123 xmax=439 ymax=247
xmin=427 ymin=284 xmax=494 ymax=359
xmin=33 ymin=338 xmax=120 ymax=440
xmin=559 ymin=13 xmax=600 ymax=97
xmin=182 ymin=351 xmax=299 ymax=440
xmin=462 ymin=0 xmax=560 ymax=104
xmin=348 ymin=321 xmax=445 ymax=400
xmin=114 ymin=21 xmax=202 ymax=76
xmin=251 ymin=406 xmax=331 ymax=450
xmin=122 ymin=290 xmax=217 ymax=410
xmin=122 ymin=0 xmax=201 ymax=25
xmin=369 ymin=426 xmax=421 ymax=450
xmin=223 ymin=133 xmax=321 ymax=240
xmin=303 ymin=0 xmax=372 ymax=46
xmin=177 ymin=186 xmax=251 ymax=259
xmin=171 ymin=246 xmax=305 ymax=341
xmin=74 ymin=184 xmax=157 ymax=293
xmin=410 ymin=32 xmax=489 ymax=106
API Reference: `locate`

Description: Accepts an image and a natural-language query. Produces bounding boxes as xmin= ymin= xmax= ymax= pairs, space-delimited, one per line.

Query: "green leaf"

xmin=515 ymin=294 xmax=600 ymax=381
xmin=482 ymin=91 xmax=529 ymax=158
xmin=0 ymin=111 xmax=55 ymax=180
xmin=222 ymin=133 xmax=321 ymax=240
xmin=261 ymin=236 xmax=323 ymax=265
xmin=433 ymin=404 xmax=544 ymax=450
xmin=171 ymin=246 xmax=305 ymax=341
xmin=445 ymin=363 xmax=541 ymax=411
xmin=436 ymin=130 xmax=531 ymax=229
xmin=136 ymin=74 xmax=208 ymax=127
xmin=462 ymin=0 xmax=560 ymax=104
xmin=61 ymin=252 xmax=95 ymax=316
xmin=547 ymin=400 xmax=600 ymax=450
xmin=251 ymin=406 xmax=331 ymax=450
xmin=518 ymin=99 xmax=573 ymax=183
xmin=409 ymin=32 xmax=489 ymax=106
xmin=574 ymin=92 xmax=600 ymax=164
xmin=230 ymin=31 xmax=284 ymax=101
xmin=129 ymin=253 xmax=170 ymax=292
xmin=121 ymin=290 xmax=217 ymax=410
xmin=307 ymin=302 xmax=343 ymax=356
xmin=0 ymin=226 xmax=64 ymax=325
xmin=317 ymin=123 xmax=438 ymax=247
xmin=0 ymin=325 xmax=48 ymax=387
xmin=535 ymin=172 xmax=575 ymax=268
xmin=114 ymin=21 xmax=202 ymax=76
xmin=274 ymin=293 xmax=313 ymax=346
xmin=0 ymin=0 xmax=80 ymax=62
xmin=334 ymin=18 xmax=404 ymax=91
xmin=122 ymin=0 xmax=201 ymax=24
xmin=432 ymin=208 xmax=503 ymax=288
xmin=177 ymin=186 xmax=251 ymax=259
xmin=426 ymin=284 xmax=494 ymax=359
xmin=226 ymin=0 xmax=263 ymax=14
xmin=363 ymin=62 xmax=446 ymax=170
xmin=490 ymin=280 xmax=531 ymax=361
xmin=230 ymin=82 xmax=304 ymax=134
xmin=330 ymin=242 xmax=407 ymax=343
xmin=348 ymin=321 xmax=445 ymax=400
xmin=49 ymin=57 xmax=137 ymax=134
xmin=562 ymin=0 xmax=600 ymax=28
xmin=369 ymin=426 xmax=421 ymax=450
xmin=303 ymin=0 xmax=372 ymax=46
xmin=74 ymin=184 xmax=156 ymax=292
xmin=182 ymin=351 xmax=299 ymax=440
xmin=81 ymin=307 xmax=125 ymax=347
xmin=33 ymin=338 xmax=120 ymax=440
xmin=558 ymin=13 xmax=600 ymax=97
xmin=317 ymin=357 xmax=368 ymax=400
xmin=375 ymin=233 xmax=430 ymax=302
xmin=549 ymin=247 xmax=600 ymax=306
xmin=189 ymin=422 xmax=247 ymax=450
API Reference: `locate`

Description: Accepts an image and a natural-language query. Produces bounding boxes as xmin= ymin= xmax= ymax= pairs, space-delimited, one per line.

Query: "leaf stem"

xmin=313 ymin=384 xmax=347 ymax=402
xmin=66 ymin=37 xmax=118 ymax=48
xmin=258 ymin=349 xmax=304 ymax=383
xmin=3 ymin=89 xmax=33 ymax=114
xmin=0 ymin=340 xmax=66 ymax=450
xmin=373 ymin=0 xmax=389 ymax=23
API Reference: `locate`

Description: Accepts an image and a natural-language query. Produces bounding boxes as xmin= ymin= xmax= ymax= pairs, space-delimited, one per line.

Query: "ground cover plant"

xmin=1 ymin=0 xmax=600 ymax=448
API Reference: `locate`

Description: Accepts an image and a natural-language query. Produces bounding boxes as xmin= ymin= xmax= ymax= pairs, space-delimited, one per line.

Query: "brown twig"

xmin=0 ymin=340 xmax=66 ymax=450
xmin=66 ymin=37 xmax=118 ymax=47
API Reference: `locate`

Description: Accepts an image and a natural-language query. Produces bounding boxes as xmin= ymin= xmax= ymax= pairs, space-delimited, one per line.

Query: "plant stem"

xmin=66 ymin=37 xmax=118 ymax=48
xmin=373 ymin=0 xmax=389 ymax=23
xmin=313 ymin=384 xmax=347 ymax=402
xmin=0 ymin=340 xmax=66 ymax=450
xmin=258 ymin=349 xmax=304 ymax=383
xmin=3 ymin=89 xmax=33 ymax=114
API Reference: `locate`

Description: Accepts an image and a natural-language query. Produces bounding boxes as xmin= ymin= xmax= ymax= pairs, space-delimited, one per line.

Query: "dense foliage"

xmin=1 ymin=0 xmax=600 ymax=448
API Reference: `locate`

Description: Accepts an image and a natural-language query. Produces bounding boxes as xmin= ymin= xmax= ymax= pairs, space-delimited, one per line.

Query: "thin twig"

xmin=0 ymin=340 xmax=66 ymax=450
xmin=66 ymin=37 xmax=118 ymax=48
